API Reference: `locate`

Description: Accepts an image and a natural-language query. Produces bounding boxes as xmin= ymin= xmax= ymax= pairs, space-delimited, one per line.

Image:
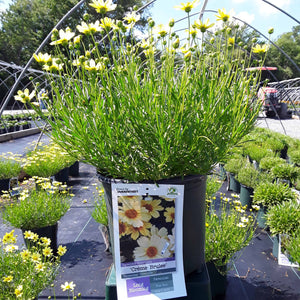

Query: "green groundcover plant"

xmin=91 ymin=185 xmax=108 ymax=226
xmin=0 ymin=153 xmax=22 ymax=180
xmin=236 ymin=162 xmax=260 ymax=189
xmin=15 ymin=1 xmax=269 ymax=182
xmin=285 ymin=229 xmax=300 ymax=269
xmin=1 ymin=177 xmax=72 ymax=229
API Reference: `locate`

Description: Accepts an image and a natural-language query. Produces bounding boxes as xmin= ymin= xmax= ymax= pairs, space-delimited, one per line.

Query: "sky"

xmin=0 ymin=0 xmax=299 ymax=39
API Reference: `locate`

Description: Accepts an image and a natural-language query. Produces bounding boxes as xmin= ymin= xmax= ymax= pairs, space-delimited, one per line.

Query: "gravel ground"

xmin=256 ymin=116 xmax=300 ymax=140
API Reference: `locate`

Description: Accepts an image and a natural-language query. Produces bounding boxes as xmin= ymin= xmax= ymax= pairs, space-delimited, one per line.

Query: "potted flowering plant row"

xmin=1 ymin=176 xmax=72 ymax=254
xmin=0 ymin=229 xmax=67 ymax=299
xmin=16 ymin=0 xmax=268 ymax=278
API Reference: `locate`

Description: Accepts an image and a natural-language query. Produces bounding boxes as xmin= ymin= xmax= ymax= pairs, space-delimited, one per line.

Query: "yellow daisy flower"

xmin=43 ymin=247 xmax=53 ymax=257
xmin=194 ymin=18 xmax=214 ymax=33
xmin=3 ymin=275 xmax=13 ymax=283
xmin=252 ymin=44 xmax=269 ymax=54
xmin=61 ymin=281 xmax=76 ymax=291
xmin=216 ymin=8 xmax=231 ymax=22
xmin=141 ymin=199 xmax=164 ymax=218
xmin=126 ymin=222 xmax=152 ymax=240
xmin=57 ymin=245 xmax=67 ymax=256
xmin=164 ymin=207 xmax=175 ymax=224
xmin=77 ymin=21 xmax=102 ymax=34
xmin=50 ymin=27 xmax=75 ymax=46
xmin=174 ymin=0 xmax=200 ymax=13
xmin=14 ymin=285 xmax=23 ymax=298
xmin=14 ymin=89 xmax=35 ymax=104
xmin=89 ymin=0 xmax=117 ymax=14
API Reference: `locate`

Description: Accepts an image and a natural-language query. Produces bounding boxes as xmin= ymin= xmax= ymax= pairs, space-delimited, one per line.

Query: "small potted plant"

xmin=252 ymin=181 xmax=297 ymax=228
xmin=288 ymin=149 xmax=300 ymax=167
xmin=259 ymin=156 xmax=286 ymax=172
xmin=266 ymin=199 xmax=300 ymax=258
xmin=0 ymin=153 xmax=22 ymax=194
xmin=0 ymin=229 xmax=67 ymax=299
xmin=224 ymin=156 xmax=248 ymax=193
xmin=205 ymin=186 xmax=257 ymax=297
xmin=284 ymin=229 xmax=300 ymax=269
xmin=236 ymin=162 xmax=260 ymax=208
xmin=1 ymin=177 xmax=72 ymax=253
xmin=271 ymin=162 xmax=299 ymax=186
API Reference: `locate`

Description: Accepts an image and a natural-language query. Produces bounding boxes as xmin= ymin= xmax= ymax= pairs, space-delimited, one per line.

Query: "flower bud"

xmin=169 ymin=18 xmax=175 ymax=27
xmin=133 ymin=5 xmax=138 ymax=11
xmin=268 ymin=27 xmax=274 ymax=34
xmin=83 ymin=13 xmax=90 ymax=21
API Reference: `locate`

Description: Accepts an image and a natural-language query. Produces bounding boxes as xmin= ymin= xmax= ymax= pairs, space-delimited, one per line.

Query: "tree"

xmin=0 ymin=0 xmax=150 ymax=66
xmin=265 ymin=25 xmax=300 ymax=80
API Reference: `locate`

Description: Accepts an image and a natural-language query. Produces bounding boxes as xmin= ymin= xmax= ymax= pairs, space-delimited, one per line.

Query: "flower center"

xmin=143 ymin=204 xmax=153 ymax=212
xmin=125 ymin=209 xmax=138 ymax=219
xmin=146 ymin=246 xmax=158 ymax=258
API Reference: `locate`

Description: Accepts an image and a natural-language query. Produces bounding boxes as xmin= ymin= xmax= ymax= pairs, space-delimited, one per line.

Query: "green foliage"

xmin=266 ymin=200 xmax=300 ymax=236
xmin=288 ymin=150 xmax=300 ymax=166
xmin=1 ymin=178 xmax=71 ymax=229
xmin=285 ymin=229 xmax=300 ymax=268
xmin=243 ymin=142 xmax=274 ymax=163
xmin=236 ymin=163 xmax=260 ymax=188
xmin=0 ymin=154 xmax=22 ymax=179
xmin=205 ymin=196 xmax=256 ymax=273
xmin=259 ymin=156 xmax=285 ymax=171
xmin=224 ymin=156 xmax=248 ymax=175
xmin=253 ymin=181 xmax=296 ymax=208
xmin=271 ymin=163 xmax=299 ymax=183
xmin=91 ymin=187 xmax=108 ymax=226
xmin=206 ymin=176 xmax=222 ymax=199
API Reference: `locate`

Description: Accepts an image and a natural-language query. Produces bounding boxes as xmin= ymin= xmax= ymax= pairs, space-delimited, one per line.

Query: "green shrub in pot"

xmin=266 ymin=199 xmax=300 ymax=236
xmin=259 ymin=156 xmax=286 ymax=172
xmin=243 ymin=143 xmax=274 ymax=164
xmin=288 ymin=150 xmax=300 ymax=166
xmin=236 ymin=163 xmax=260 ymax=189
xmin=224 ymin=156 xmax=248 ymax=176
xmin=271 ymin=163 xmax=299 ymax=185
xmin=253 ymin=181 xmax=296 ymax=209
xmin=284 ymin=229 xmax=300 ymax=268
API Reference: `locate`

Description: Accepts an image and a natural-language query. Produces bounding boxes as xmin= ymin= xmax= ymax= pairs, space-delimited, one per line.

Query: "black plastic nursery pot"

xmin=69 ymin=161 xmax=80 ymax=177
xmin=98 ymin=173 xmax=207 ymax=276
xmin=0 ymin=178 xmax=10 ymax=194
xmin=54 ymin=167 xmax=69 ymax=184
xmin=22 ymin=223 xmax=58 ymax=255
xmin=206 ymin=261 xmax=227 ymax=298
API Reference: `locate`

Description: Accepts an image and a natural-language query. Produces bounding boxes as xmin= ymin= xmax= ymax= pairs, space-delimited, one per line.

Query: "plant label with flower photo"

xmin=112 ymin=183 xmax=186 ymax=300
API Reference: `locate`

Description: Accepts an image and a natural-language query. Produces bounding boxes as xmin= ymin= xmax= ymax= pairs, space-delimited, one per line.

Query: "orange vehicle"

xmin=258 ymin=86 xmax=282 ymax=117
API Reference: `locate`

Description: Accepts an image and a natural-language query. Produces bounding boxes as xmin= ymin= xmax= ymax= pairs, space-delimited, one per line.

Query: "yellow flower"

xmin=83 ymin=59 xmax=106 ymax=72
xmin=126 ymin=222 xmax=152 ymax=240
xmin=43 ymin=58 xmax=64 ymax=72
xmin=164 ymin=207 xmax=175 ymax=224
xmin=2 ymin=230 xmax=16 ymax=244
xmin=33 ymin=52 xmax=52 ymax=64
xmin=77 ymin=21 xmax=102 ymax=34
xmin=57 ymin=245 xmax=67 ymax=256
xmin=35 ymin=262 xmax=45 ymax=272
xmin=174 ymin=0 xmax=200 ymax=13
xmin=40 ymin=237 xmax=51 ymax=246
xmin=228 ymin=37 xmax=235 ymax=46
xmin=237 ymin=222 xmax=246 ymax=228
xmin=61 ymin=281 xmax=76 ymax=291
xmin=100 ymin=17 xmax=115 ymax=31
xmin=194 ymin=18 xmax=214 ymax=33
xmin=119 ymin=221 xmax=129 ymax=237
xmin=154 ymin=24 xmax=168 ymax=37
xmin=14 ymin=89 xmax=35 ymax=104
xmin=20 ymin=249 xmax=31 ymax=261
xmin=3 ymin=275 xmax=13 ymax=283
xmin=42 ymin=246 xmax=53 ymax=257
xmin=31 ymin=252 xmax=41 ymax=262
xmin=89 ymin=0 xmax=117 ymax=14
xmin=4 ymin=244 xmax=18 ymax=252
xmin=216 ymin=8 xmax=231 ymax=22
xmin=14 ymin=285 xmax=23 ymax=298
xmin=252 ymin=44 xmax=269 ymax=54
xmin=123 ymin=11 xmax=140 ymax=25
xmin=118 ymin=196 xmax=151 ymax=227
xmin=50 ymin=27 xmax=75 ymax=46
xmin=252 ymin=204 xmax=260 ymax=211
xmin=141 ymin=199 xmax=164 ymax=218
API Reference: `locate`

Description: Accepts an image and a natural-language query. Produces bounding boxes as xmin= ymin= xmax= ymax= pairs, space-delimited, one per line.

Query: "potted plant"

xmin=252 ymin=181 xmax=297 ymax=228
xmin=259 ymin=156 xmax=286 ymax=172
xmin=16 ymin=2 xmax=268 ymax=279
xmin=288 ymin=149 xmax=300 ymax=167
xmin=236 ymin=162 xmax=260 ymax=208
xmin=266 ymin=199 xmax=300 ymax=258
xmin=205 ymin=187 xmax=257 ymax=297
xmin=0 ymin=229 xmax=67 ymax=299
xmin=1 ymin=177 xmax=72 ymax=253
xmin=270 ymin=162 xmax=299 ymax=186
xmin=242 ymin=142 xmax=273 ymax=168
xmin=0 ymin=153 xmax=22 ymax=194
xmin=224 ymin=156 xmax=248 ymax=193
xmin=284 ymin=229 xmax=300 ymax=269
xmin=91 ymin=185 xmax=110 ymax=252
